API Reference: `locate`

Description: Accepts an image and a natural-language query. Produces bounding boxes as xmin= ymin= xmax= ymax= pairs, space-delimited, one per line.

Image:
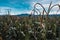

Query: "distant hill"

xmin=16 ymin=14 xmax=60 ymax=17
xmin=17 ymin=14 xmax=30 ymax=17
xmin=0 ymin=13 xmax=60 ymax=17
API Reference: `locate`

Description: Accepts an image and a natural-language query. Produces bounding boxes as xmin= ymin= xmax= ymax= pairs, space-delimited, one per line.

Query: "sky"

xmin=0 ymin=0 xmax=60 ymax=15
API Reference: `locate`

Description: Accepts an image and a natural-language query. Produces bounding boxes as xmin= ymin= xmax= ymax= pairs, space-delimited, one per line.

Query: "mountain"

xmin=17 ymin=14 xmax=30 ymax=17
xmin=16 ymin=13 xmax=60 ymax=16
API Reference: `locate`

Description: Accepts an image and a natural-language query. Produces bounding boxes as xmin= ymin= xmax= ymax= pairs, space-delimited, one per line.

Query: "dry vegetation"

xmin=0 ymin=1 xmax=60 ymax=40
xmin=0 ymin=15 xmax=60 ymax=40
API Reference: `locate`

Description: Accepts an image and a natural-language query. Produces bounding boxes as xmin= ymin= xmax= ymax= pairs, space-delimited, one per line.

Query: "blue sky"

xmin=0 ymin=0 xmax=60 ymax=15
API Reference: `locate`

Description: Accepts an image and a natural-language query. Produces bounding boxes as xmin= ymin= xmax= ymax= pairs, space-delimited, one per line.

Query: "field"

xmin=0 ymin=15 xmax=60 ymax=40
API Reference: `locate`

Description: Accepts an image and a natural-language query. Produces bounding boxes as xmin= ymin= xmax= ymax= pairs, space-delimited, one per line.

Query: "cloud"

xmin=0 ymin=0 xmax=60 ymax=15
xmin=0 ymin=7 xmax=20 ymax=15
xmin=49 ymin=11 xmax=60 ymax=15
xmin=30 ymin=0 xmax=60 ymax=15
xmin=0 ymin=6 xmax=32 ymax=15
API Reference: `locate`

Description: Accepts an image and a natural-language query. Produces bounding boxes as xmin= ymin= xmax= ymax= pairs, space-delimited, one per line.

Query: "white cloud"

xmin=0 ymin=7 xmax=15 ymax=15
xmin=49 ymin=11 xmax=60 ymax=15
xmin=0 ymin=7 xmax=32 ymax=15
xmin=30 ymin=1 xmax=60 ymax=15
xmin=0 ymin=7 xmax=21 ymax=15
xmin=0 ymin=0 xmax=60 ymax=15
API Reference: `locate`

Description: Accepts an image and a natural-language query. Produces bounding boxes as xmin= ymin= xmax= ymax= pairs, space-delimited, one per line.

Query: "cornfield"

xmin=0 ymin=2 xmax=60 ymax=40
